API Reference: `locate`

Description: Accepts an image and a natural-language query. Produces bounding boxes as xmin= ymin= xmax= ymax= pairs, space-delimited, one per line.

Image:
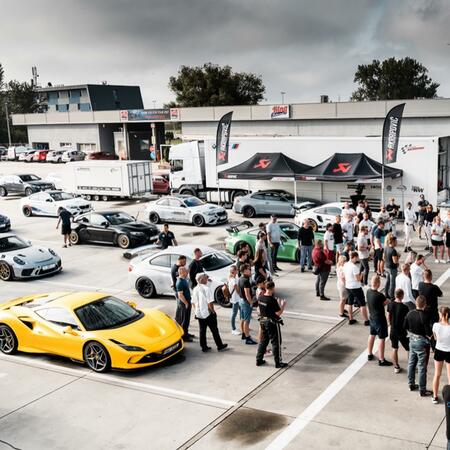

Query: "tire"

xmin=25 ymin=187 xmax=33 ymax=196
xmin=214 ymin=286 xmax=231 ymax=308
xmin=57 ymin=158 xmax=61 ymax=163
xmin=243 ymin=206 xmax=256 ymax=218
xmin=22 ymin=206 xmax=32 ymax=217
xmin=0 ymin=187 xmax=7 ymax=197
xmin=136 ymin=277 xmax=156 ymax=298
xmin=0 ymin=262 xmax=13 ymax=281
xmin=193 ymin=215 xmax=205 ymax=227
xmin=0 ymin=325 xmax=18 ymax=355
xmin=149 ymin=212 xmax=160 ymax=224
xmin=231 ymin=190 xmax=246 ymax=203
xmin=180 ymin=188 xmax=196 ymax=196
xmin=308 ymin=219 xmax=318 ymax=232
xmin=93 ymin=195 xmax=100 ymax=201
xmin=83 ymin=341 xmax=111 ymax=373
xmin=101 ymin=195 xmax=109 ymax=202
xmin=84 ymin=195 xmax=92 ymax=201
xmin=69 ymin=230 xmax=80 ymax=245
xmin=117 ymin=234 xmax=130 ymax=249
xmin=295 ymin=249 xmax=300 ymax=263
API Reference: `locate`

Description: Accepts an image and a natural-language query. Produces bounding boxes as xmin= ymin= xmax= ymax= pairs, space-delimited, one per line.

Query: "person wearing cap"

xmin=192 ymin=273 xmax=228 ymax=353
xmin=266 ymin=214 xmax=282 ymax=272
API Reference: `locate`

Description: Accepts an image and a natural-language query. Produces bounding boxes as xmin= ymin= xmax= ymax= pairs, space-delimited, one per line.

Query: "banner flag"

xmin=216 ymin=112 xmax=233 ymax=166
xmin=382 ymin=103 xmax=405 ymax=165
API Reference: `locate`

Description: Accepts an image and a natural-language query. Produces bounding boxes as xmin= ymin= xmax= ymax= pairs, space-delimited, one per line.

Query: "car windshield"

xmin=102 ymin=212 xmax=133 ymax=225
xmin=49 ymin=192 xmax=74 ymax=201
xmin=75 ymin=296 xmax=142 ymax=331
xmin=0 ymin=235 xmax=30 ymax=252
xmin=19 ymin=174 xmax=40 ymax=182
xmin=280 ymin=223 xmax=300 ymax=239
xmin=201 ymin=252 xmax=233 ymax=271
xmin=183 ymin=197 xmax=204 ymax=207
xmin=280 ymin=192 xmax=294 ymax=201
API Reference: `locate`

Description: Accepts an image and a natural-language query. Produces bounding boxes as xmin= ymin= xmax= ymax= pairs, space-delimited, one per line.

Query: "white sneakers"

xmin=231 ymin=329 xmax=241 ymax=336
xmin=435 ymin=259 xmax=440 ymax=264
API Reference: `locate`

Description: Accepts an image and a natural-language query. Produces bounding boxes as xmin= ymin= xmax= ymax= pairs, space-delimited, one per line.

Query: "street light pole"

xmin=4 ymin=101 xmax=11 ymax=146
xmin=281 ymin=91 xmax=286 ymax=104
xmin=152 ymin=100 xmax=156 ymax=109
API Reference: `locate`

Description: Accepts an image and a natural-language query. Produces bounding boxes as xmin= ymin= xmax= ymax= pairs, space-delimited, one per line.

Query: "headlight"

xmin=130 ymin=231 xmax=145 ymax=236
xmin=110 ymin=340 xmax=145 ymax=352
xmin=13 ymin=256 xmax=25 ymax=265
xmin=48 ymin=248 xmax=57 ymax=256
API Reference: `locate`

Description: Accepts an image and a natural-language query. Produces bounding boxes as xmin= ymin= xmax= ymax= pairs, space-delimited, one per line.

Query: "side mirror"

xmin=46 ymin=198 xmax=53 ymax=202
xmin=101 ymin=222 xmax=109 ymax=228
xmin=126 ymin=300 xmax=137 ymax=309
xmin=63 ymin=325 xmax=78 ymax=336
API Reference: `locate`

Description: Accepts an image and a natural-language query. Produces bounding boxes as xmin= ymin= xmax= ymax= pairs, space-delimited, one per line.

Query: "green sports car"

xmin=225 ymin=221 xmax=323 ymax=262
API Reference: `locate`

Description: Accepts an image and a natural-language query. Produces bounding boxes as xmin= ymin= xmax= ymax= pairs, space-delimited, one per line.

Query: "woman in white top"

xmin=336 ymin=255 xmax=348 ymax=318
xmin=431 ymin=215 xmax=445 ymax=263
xmin=226 ymin=265 xmax=241 ymax=335
xmin=432 ymin=306 xmax=450 ymax=404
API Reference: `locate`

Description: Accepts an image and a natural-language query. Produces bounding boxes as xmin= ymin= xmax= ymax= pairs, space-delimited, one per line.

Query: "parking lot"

xmin=0 ymin=161 xmax=449 ymax=450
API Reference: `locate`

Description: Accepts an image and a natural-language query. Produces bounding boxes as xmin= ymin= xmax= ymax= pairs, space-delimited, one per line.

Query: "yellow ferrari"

xmin=0 ymin=292 xmax=184 ymax=372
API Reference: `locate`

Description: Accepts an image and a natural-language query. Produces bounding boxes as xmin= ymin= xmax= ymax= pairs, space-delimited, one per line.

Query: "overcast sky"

xmin=1 ymin=0 xmax=449 ymax=107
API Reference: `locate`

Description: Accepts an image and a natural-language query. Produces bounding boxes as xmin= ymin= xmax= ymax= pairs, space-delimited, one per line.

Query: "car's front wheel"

xmin=243 ymin=206 xmax=256 ymax=218
xmin=22 ymin=206 xmax=32 ymax=217
xmin=24 ymin=187 xmax=33 ymax=196
xmin=83 ymin=341 xmax=111 ymax=373
xmin=308 ymin=219 xmax=318 ymax=232
xmin=193 ymin=214 xmax=205 ymax=227
xmin=0 ymin=262 xmax=13 ymax=281
xmin=149 ymin=212 xmax=160 ymax=224
xmin=0 ymin=187 xmax=7 ymax=197
xmin=214 ymin=286 xmax=231 ymax=308
xmin=0 ymin=325 xmax=18 ymax=354
xmin=136 ymin=277 xmax=156 ymax=298
xmin=117 ymin=234 xmax=130 ymax=249
xmin=69 ymin=230 xmax=80 ymax=245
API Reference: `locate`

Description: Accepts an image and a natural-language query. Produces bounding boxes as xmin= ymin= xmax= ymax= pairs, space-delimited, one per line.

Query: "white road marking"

xmin=266 ymin=267 xmax=450 ymax=449
xmin=33 ymin=279 xmax=133 ymax=294
xmin=283 ymin=311 xmax=342 ymax=323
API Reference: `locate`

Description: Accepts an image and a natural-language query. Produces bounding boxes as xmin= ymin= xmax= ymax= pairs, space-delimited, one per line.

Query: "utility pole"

xmin=4 ymin=101 xmax=11 ymax=146
xmin=281 ymin=91 xmax=286 ymax=104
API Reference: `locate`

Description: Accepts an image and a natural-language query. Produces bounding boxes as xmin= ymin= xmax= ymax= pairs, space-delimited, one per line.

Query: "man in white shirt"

xmin=404 ymin=202 xmax=416 ymax=253
xmin=395 ymin=263 xmax=415 ymax=309
xmin=357 ymin=226 xmax=370 ymax=285
xmin=192 ymin=273 xmax=228 ymax=352
xmin=266 ymin=215 xmax=282 ymax=272
xmin=343 ymin=251 xmax=369 ymax=325
xmin=342 ymin=216 xmax=354 ymax=247
xmin=410 ymin=254 xmax=427 ymax=299
xmin=342 ymin=202 xmax=356 ymax=219
xmin=360 ymin=212 xmax=375 ymax=235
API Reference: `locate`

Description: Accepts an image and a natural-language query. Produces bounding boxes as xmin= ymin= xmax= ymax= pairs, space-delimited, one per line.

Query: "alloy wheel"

xmin=0 ymin=262 xmax=12 ymax=281
xmin=117 ymin=234 xmax=130 ymax=249
xmin=84 ymin=342 xmax=110 ymax=372
xmin=0 ymin=325 xmax=17 ymax=354
xmin=136 ymin=277 xmax=155 ymax=298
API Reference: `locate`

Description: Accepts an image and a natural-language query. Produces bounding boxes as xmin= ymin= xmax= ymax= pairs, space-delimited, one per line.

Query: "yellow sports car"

xmin=0 ymin=292 xmax=184 ymax=372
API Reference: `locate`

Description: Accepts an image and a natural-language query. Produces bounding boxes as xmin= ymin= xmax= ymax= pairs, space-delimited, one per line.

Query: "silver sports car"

xmin=0 ymin=233 xmax=62 ymax=281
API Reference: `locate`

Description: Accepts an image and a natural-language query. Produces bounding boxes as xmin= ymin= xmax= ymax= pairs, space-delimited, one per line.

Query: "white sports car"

xmin=0 ymin=233 xmax=62 ymax=281
xmin=128 ymin=244 xmax=233 ymax=306
xmin=20 ymin=191 xmax=92 ymax=217
xmin=144 ymin=195 xmax=228 ymax=227
xmin=294 ymin=202 xmax=345 ymax=231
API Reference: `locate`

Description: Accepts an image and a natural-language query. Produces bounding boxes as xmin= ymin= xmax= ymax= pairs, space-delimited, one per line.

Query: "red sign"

xmin=332 ymin=162 xmax=352 ymax=174
xmin=254 ymin=159 xmax=272 ymax=169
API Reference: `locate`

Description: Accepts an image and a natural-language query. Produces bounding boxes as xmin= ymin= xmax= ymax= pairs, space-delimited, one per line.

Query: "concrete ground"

xmin=0 ymin=161 xmax=449 ymax=450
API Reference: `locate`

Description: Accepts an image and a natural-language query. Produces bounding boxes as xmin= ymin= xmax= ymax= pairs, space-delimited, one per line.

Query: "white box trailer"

xmin=169 ymin=136 xmax=450 ymax=209
xmin=63 ymin=160 xmax=153 ymax=201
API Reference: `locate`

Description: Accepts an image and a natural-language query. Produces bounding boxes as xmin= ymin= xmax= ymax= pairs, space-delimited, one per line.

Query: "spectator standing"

xmin=431 ymin=215 xmax=445 ymax=263
xmin=189 ymin=248 xmax=204 ymax=289
xmin=387 ymin=289 xmax=410 ymax=374
xmin=341 ymin=241 xmax=353 ymax=262
xmin=336 ymin=255 xmax=348 ymax=318
xmin=395 ymin=264 xmax=416 ymax=310
xmin=258 ymin=222 xmax=273 ymax=271
xmin=323 ymin=223 xmax=335 ymax=269
xmin=367 ymin=275 xmax=392 ymax=366
xmin=192 ymin=273 xmax=228 ymax=353
xmin=445 ymin=210 xmax=450 ymax=263
xmin=410 ymin=254 xmax=427 ymax=298
xmin=384 ymin=234 xmax=399 ymax=300
xmin=360 ymin=212 xmax=375 ymax=238
xmin=378 ymin=206 xmax=390 ymax=231
xmin=419 ymin=269 xmax=443 ymax=327
xmin=157 ymin=223 xmax=178 ymax=249
xmin=372 ymin=221 xmax=386 ymax=276
xmin=236 ymin=250 xmax=248 ymax=276
xmin=342 ymin=202 xmax=356 ymax=219
xmin=431 ymin=306 xmax=450 ymax=404
xmin=312 ymin=240 xmax=332 ymax=301
xmin=56 ymin=207 xmax=73 ymax=248
xmin=171 ymin=255 xmax=186 ymax=298
xmin=227 ymin=265 xmax=241 ymax=336
xmin=417 ymin=194 xmax=429 ymax=240
xmin=342 ymin=215 xmax=354 ymax=248
xmin=424 ymin=204 xmax=436 ymax=251
xmin=357 ymin=225 xmax=370 ymax=286
xmin=254 ymin=249 xmax=269 ymax=280
xmin=175 ymin=267 xmax=193 ymax=342
xmin=266 ymin=215 xmax=282 ymax=272
xmin=403 ymin=202 xmax=416 ymax=252
xmin=356 ymin=200 xmax=365 ymax=219
xmin=298 ymin=219 xmax=315 ymax=272
xmin=386 ymin=198 xmax=400 ymax=238
xmin=343 ymin=251 xmax=369 ymax=325
xmin=404 ymin=295 xmax=433 ymax=396
xmin=238 ymin=264 xmax=258 ymax=345
xmin=332 ymin=215 xmax=344 ymax=260
xmin=256 ymin=281 xmax=288 ymax=368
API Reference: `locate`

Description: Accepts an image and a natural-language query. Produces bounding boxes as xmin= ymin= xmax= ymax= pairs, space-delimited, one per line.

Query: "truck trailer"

xmin=169 ymin=136 xmax=450 ymax=208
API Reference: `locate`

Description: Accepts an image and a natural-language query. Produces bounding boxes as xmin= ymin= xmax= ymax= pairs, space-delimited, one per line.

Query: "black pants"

xmin=271 ymin=242 xmax=280 ymax=269
xmin=175 ymin=301 xmax=191 ymax=336
xmin=256 ymin=319 xmax=282 ymax=365
xmin=197 ymin=313 xmax=223 ymax=350
xmin=315 ymin=271 xmax=329 ymax=296
xmin=360 ymin=258 xmax=370 ymax=285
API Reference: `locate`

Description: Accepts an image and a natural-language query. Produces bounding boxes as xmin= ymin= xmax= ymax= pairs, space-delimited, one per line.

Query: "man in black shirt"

xmin=387 ymin=289 xmax=410 ymax=373
xmin=386 ymin=198 xmax=400 ymax=238
xmin=56 ymin=207 xmax=73 ymax=248
xmin=404 ymin=295 xmax=432 ymax=396
xmin=256 ymin=281 xmax=287 ymax=368
xmin=298 ymin=219 xmax=315 ymax=272
xmin=171 ymin=255 xmax=187 ymax=297
xmin=366 ymin=275 xmax=392 ymax=366
xmin=332 ymin=215 xmax=344 ymax=260
xmin=238 ymin=264 xmax=257 ymax=345
xmin=189 ymin=248 xmax=204 ymax=289
xmin=157 ymin=223 xmax=178 ymax=249
xmin=417 ymin=194 xmax=429 ymax=239
xmin=419 ymin=269 xmax=443 ymax=326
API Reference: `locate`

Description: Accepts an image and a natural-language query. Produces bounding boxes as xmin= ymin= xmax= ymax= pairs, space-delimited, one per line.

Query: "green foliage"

xmin=168 ymin=63 xmax=265 ymax=107
xmin=351 ymin=57 xmax=439 ymax=101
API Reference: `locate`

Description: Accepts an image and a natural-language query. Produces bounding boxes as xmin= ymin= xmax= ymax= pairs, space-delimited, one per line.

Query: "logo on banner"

xmin=170 ymin=108 xmax=180 ymax=120
xmin=332 ymin=162 xmax=352 ymax=174
xmin=270 ymin=105 xmax=290 ymax=119
xmin=119 ymin=110 xmax=129 ymax=121
xmin=401 ymin=144 xmax=425 ymax=155
xmin=254 ymin=159 xmax=272 ymax=169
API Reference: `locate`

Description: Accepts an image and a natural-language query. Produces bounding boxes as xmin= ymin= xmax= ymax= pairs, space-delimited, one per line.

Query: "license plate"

xmin=42 ymin=264 xmax=55 ymax=270
xmin=163 ymin=342 xmax=179 ymax=355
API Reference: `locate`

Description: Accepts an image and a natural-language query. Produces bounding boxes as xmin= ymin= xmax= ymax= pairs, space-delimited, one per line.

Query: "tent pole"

xmin=217 ymin=164 xmax=220 ymax=205
xmin=294 ymin=179 xmax=297 ymax=205
xmin=381 ymin=164 xmax=385 ymax=207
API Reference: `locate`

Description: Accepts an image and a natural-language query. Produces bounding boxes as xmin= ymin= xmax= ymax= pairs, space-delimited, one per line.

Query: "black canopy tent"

xmin=218 ymin=152 xmax=312 ymax=203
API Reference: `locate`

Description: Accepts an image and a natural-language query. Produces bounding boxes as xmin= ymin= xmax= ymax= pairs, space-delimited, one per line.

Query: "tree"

xmin=168 ymin=63 xmax=265 ymax=107
xmin=351 ymin=57 xmax=439 ymax=101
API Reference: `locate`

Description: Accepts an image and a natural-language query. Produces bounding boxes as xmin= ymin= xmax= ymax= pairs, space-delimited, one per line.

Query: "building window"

xmin=48 ymin=92 xmax=58 ymax=105
xmin=69 ymin=90 xmax=81 ymax=104
xmin=60 ymin=142 xmax=72 ymax=147
xmin=56 ymin=104 xmax=69 ymax=112
xmin=77 ymin=143 xmax=97 ymax=153
xmin=78 ymin=103 xmax=91 ymax=112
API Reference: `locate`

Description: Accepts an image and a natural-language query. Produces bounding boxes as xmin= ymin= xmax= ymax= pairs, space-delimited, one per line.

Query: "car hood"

xmin=190 ymin=203 xmax=226 ymax=214
xmin=205 ymin=264 xmax=231 ymax=284
xmin=27 ymin=180 xmax=53 ymax=187
xmin=5 ymin=245 xmax=59 ymax=262
xmin=114 ymin=221 xmax=158 ymax=233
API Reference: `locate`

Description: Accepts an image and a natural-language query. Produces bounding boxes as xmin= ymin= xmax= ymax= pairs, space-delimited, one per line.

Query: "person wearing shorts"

xmin=238 ymin=264 xmax=257 ymax=345
xmin=343 ymin=251 xmax=369 ymax=326
xmin=333 ymin=216 xmax=344 ymax=260
xmin=432 ymin=306 xmax=450 ymax=404
xmin=431 ymin=215 xmax=445 ymax=263
xmin=56 ymin=207 xmax=73 ymax=248
xmin=387 ymin=288 xmax=410 ymax=374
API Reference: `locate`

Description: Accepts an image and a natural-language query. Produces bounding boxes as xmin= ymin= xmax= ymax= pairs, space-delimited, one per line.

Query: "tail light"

xmin=128 ymin=265 xmax=134 ymax=272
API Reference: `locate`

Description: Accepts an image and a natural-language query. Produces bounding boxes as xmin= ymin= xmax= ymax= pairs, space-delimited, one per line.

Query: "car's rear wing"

xmin=123 ymin=243 xmax=160 ymax=260
xmin=292 ymin=201 xmax=316 ymax=211
xmin=225 ymin=220 xmax=254 ymax=234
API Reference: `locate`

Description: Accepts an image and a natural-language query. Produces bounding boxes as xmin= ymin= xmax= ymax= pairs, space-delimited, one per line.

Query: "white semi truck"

xmin=169 ymin=136 xmax=450 ymax=208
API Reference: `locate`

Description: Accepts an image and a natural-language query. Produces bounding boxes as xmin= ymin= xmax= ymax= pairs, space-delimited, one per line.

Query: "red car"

xmin=152 ymin=175 xmax=170 ymax=194
xmin=86 ymin=152 xmax=118 ymax=160
xmin=32 ymin=150 xmax=50 ymax=162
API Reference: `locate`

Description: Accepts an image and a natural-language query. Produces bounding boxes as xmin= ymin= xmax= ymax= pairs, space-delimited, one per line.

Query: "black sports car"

xmin=0 ymin=214 xmax=11 ymax=233
xmin=69 ymin=211 xmax=159 ymax=249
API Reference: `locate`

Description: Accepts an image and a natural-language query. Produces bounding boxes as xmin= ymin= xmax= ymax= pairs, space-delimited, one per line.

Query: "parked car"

xmin=18 ymin=150 xmax=36 ymax=162
xmin=9 ymin=146 xmax=33 ymax=161
xmin=233 ymin=189 xmax=320 ymax=218
xmin=20 ymin=191 xmax=92 ymax=217
xmin=145 ymin=195 xmax=228 ymax=227
xmin=294 ymin=202 xmax=345 ymax=231
xmin=0 ymin=214 xmax=11 ymax=232
xmin=32 ymin=150 xmax=50 ymax=162
xmin=86 ymin=152 xmax=118 ymax=161
xmin=62 ymin=150 xmax=85 ymax=162
xmin=0 ymin=233 xmax=62 ymax=281
xmin=128 ymin=244 xmax=234 ymax=306
xmin=0 ymin=292 xmax=184 ymax=372
xmin=70 ymin=210 xmax=159 ymax=249
xmin=152 ymin=175 xmax=170 ymax=195
xmin=0 ymin=147 xmax=7 ymax=159
xmin=46 ymin=150 xmax=65 ymax=163
xmin=0 ymin=174 xmax=55 ymax=197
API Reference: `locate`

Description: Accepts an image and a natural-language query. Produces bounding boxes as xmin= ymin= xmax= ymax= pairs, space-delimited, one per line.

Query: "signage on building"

xmin=270 ymin=104 xmax=290 ymax=120
xmin=119 ymin=110 xmax=129 ymax=121
xmin=170 ymin=108 xmax=180 ymax=120
xmin=120 ymin=109 xmax=172 ymax=121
